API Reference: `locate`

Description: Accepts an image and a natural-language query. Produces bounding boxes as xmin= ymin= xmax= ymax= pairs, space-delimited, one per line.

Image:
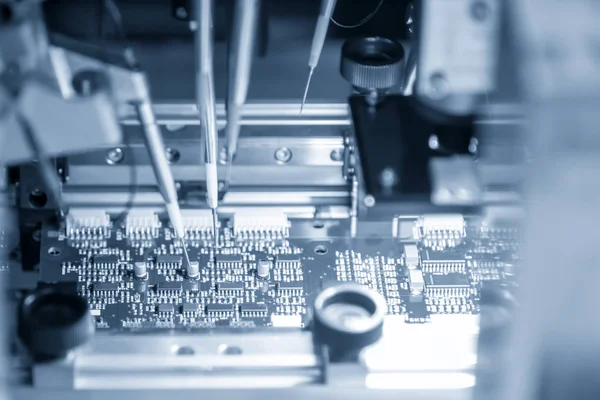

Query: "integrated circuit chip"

xmin=92 ymin=254 xmax=119 ymax=264
xmin=156 ymin=281 xmax=183 ymax=292
xmin=406 ymin=296 xmax=429 ymax=323
xmin=92 ymin=282 xmax=119 ymax=292
xmin=240 ymin=302 xmax=268 ymax=314
xmin=182 ymin=303 xmax=200 ymax=313
xmin=206 ymin=303 xmax=235 ymax=314
xmin=216 ymin=282 xmax=244 ymax=293
xmin=275 ymin=254 xmax=301 ymax=265
xmin=426 ymin=273 xmax=470 ymax=288
xmin=156 ymin=254 xmax=183 ymax=266
xmin=277 ymin=281 xmax=303 ymax=293
xmin=157 ymin=303 xmax=175 ymax=313
xmin=422 ymin=248 xmax=466 ymax=264
xmin=216 ymin=254 xmax=243 ymax=266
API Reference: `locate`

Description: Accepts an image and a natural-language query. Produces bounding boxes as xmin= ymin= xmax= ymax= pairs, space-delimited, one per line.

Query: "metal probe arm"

xmin=195 ymin=0 xmax=220 ymax=246
xmin=225 ymin=0 xmax=261 ymax=162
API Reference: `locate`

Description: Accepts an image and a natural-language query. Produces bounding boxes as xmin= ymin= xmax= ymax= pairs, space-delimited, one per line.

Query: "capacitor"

xmin=187 ymin=261 xmax=200 ymax=279
xmin=257 ymin=259 xmax=271 ymax=278
xmin=134 ymin=261 xmax=147 ymax=279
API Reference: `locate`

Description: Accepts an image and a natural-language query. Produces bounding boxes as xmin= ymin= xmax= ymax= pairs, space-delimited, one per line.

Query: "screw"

xmin=471 ymin=0 xmax=490 ymax=22
xmin=175 ymin=6 xmax=188 ymax=19
xmin=218 ymin=181 xmax=226 ymax=191
xmin=165 ymin=148 xmax=180 ymax=164
xmin=274 ymin=147 xmax=292 ymax=163
xmin=469 ymin=137 xmax=479 ymax=154
xmin=32 ymin=230 xmax=41 ymax=242
xmin=428 ymin=135 xmax=439 ymax=150
xmin=364 ymin=195 xmax=376 ymax=207
xmin=330 ymin=148 xmax=344 ymax=162
xmin=106 ymin=148 xmax=124 ymax=165
xmin=219 ymin=147 xmax=230 ymax=165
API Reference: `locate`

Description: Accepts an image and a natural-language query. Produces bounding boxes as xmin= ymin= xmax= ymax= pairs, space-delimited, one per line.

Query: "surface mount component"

xmin=404 ymin=244 xmax=419 ymax=267
xmin=125 ymin=210 xmax=161 ymax=236
xmin=156 ymin=254 xmax=183 ymax=267
xmin=232 ymin=208 xmax=289 ymax=236
xmin=180 ymin=209 xmax=217 ymax=237
xmin=408 ymin=269 xmax=425 ymax=293
xmin=133 ymin=261 xmax=147 ymax=279
xmin=270 ymin=314 xmax=302 ymax=328
xmin=414 ymin=214 xmax=467 ymax=250
xmin=256 ymin=259 xmax=271 ymax=278
xmin=66 ymin=209 xmax=110 ymax=237
xmin=187 ymin=261 xmax=200 ymax=279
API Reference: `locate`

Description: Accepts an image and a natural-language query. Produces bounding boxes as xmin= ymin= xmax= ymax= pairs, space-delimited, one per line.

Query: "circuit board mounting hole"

xmin=314 ymin=245 xmax=328 ymax=255
xmin=312 ymin=221 xmax=325 ymax=229
xmin=48 ymin=247 xmax=62 ymax=257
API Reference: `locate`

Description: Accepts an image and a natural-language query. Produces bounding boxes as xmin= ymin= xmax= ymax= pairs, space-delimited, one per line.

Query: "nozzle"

xmin=300 ymin=67 xmax=314 ymax=115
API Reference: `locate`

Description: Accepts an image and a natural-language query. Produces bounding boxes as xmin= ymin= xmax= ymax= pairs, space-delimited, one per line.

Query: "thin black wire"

xmin=330 ymin=0 xmax=385 ymax=29
xmin=98 ymin=0 xmax=138 ymax=226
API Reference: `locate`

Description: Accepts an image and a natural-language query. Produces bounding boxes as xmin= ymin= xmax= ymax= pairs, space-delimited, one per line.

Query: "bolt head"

xmin=428 ymin=135 xmax=439 ymax=150
xmin=274 ymin=147 xmax=292 ymax=163
xmin=106 ymin=148 xmax=124 ymax=165
xmin=165 ymin=148 xmax=180 ymax=164
xmin=330 ymin=148 xmax=344 ymax=162
xmin=364 ymin=195 xmax=376 ymax=208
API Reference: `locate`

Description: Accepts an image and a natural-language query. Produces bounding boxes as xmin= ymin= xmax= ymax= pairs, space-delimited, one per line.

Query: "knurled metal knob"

xmin=340 ymin=36 xmax=405 ymax=92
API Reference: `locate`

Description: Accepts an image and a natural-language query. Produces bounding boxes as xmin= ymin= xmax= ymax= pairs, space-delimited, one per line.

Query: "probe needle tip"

xmin=181 ymin=238 xmax=191 ymax=266
xmin=300 ymin=67 xmax=314 ymax=115
xmin=212 ymin=208 xmax=218 ymax=248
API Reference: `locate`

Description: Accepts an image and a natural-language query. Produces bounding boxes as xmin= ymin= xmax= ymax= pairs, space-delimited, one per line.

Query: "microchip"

xmin=156 ymin=281 xmax=183 ymax=292
xmin=422 ymin=248 xmax=466 ymax=264
xmin=426 ymin=273 xmax=470 ymax=288
xmin=92 ymin=282 xmax=119 ymax=292
xmin=406 ymin=296 xmax=429 ymax=323
xmin=216 ymin=282 xmax=244 ymax=293
xmin=275 ymin=254 xmax=301 ymax=265
xmin=277 ymin=281 xmax=303 ymax=290
xmin=216 ymin=254 xmax=243 ymax=266
xmin=157 ymin=303 xmax=175 ymax=313
xmin=92 ymin=254 xmax=119 ymax=264
xmin=206 ymin=303 xmax=235 ymax=314
xmin=240 ymin=302 xmax=268 ymax=314
xmin=156 ymin=254 xmax=183 ymax=266
xmin=182 ymin=303 xmax=200 ymax=313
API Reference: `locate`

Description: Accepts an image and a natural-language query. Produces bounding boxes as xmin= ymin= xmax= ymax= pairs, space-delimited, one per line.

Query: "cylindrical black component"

xmin=340 ymin=36 xmax=405 ymax=92
xmin=18 ymin=289 xmax=94 ymax=362
xmin=313 ymin=284 xmax=386 ymax=362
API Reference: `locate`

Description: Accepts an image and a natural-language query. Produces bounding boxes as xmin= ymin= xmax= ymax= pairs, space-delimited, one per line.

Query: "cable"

xmin=330 ymin=0 xmax=385 ymax=29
